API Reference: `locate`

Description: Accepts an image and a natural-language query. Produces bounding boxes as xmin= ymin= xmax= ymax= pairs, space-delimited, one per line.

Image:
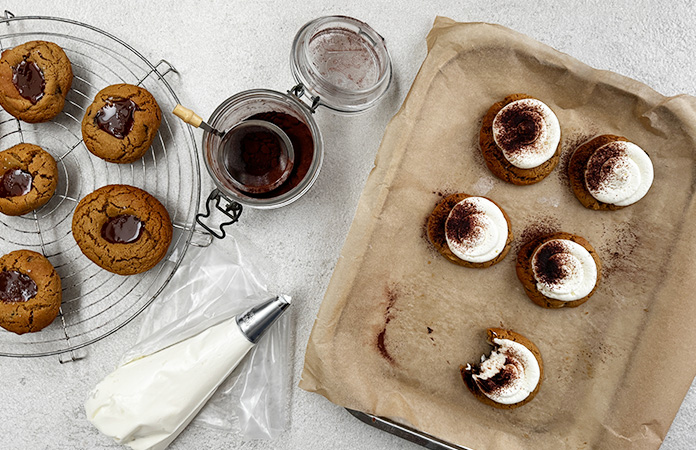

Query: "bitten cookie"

xmin=460 ymin=328 xmax=543 ymax=409
xmin=0 ymin=250 xmax=61 ymax=335
xmin=479 ymin=94 xmax=561 ymax=185
xmin=81 ymin=84 xmax=162 ymax=164
xmin=72 ymin=185 xmax=172 ymax=275
xmin=0 ymin=40 xmax=73 ymax=123
xmin=516 ymin=232 xmax=601 ymax=308
xmin=0 ymin=143 xmax=58 ymax=216
xmin=427 ymin=193 xmax=512 ymax=268
xmin=568 ymin=134 xmax=654 ymax=211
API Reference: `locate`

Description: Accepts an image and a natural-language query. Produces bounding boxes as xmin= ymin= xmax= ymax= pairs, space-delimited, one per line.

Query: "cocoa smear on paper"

xmin=376 ymin=283 xmax=399 ymax=365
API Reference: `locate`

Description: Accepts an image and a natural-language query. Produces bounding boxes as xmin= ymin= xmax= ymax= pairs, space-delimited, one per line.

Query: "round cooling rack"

xmin=0 ymin=13 xmax=201 ymax=359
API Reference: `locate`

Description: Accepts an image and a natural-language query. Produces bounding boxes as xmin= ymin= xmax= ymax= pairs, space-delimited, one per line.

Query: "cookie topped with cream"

xmin=493 ymin=98 xmax=561 ymax=169
xmin=461 ymin=328 xmax=543 ymax=409
xmin=516 ymin=231 xmax=601 ymax=308
xmin=568 ymin=134 xmax=654 ymax=210
xmin=480 ymin=93 xmax=561 ymax=185
xmin=427 ymin=193 xmax=513 ymax=268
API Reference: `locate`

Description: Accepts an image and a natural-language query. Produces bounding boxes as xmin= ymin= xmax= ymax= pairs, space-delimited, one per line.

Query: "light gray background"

xmin=1 ymin=1 xmax=695 ymax=449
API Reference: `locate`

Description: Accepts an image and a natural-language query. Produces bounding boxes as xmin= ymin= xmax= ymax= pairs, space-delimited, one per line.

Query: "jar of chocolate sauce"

xmin=194 ymin=16 xmax=392 ymax=238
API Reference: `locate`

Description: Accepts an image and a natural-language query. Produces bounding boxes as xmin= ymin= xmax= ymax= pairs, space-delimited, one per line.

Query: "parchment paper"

xmin=300 ymin=17 xmax=696 ymax=450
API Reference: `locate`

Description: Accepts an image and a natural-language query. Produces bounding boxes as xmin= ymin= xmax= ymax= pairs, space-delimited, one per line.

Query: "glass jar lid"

xmin=290 ymin=15 xmax=392 ymax=114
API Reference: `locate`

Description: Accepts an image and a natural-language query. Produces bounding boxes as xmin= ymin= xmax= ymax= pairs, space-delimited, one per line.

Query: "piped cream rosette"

xmin=584 ymin=140 xmax=654 ymax=207
xmin=445 ymin=197 xmax=508 ymax=263
xmin=468 ymin=337 xmax=541 ymax=405
xmin=531 ymin=239 xmax=598 ymax=302
xmin=492 ymin=98 xmax=560 ymax=169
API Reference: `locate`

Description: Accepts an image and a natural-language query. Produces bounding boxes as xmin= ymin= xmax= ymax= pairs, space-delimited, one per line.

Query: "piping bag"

xmin=85 ymin=295 xmax=290 ymax=450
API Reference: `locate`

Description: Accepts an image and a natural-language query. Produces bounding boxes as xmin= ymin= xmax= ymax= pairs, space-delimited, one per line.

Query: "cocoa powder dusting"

xmin=513 ymin=217 xmax=561 ymax=254
xmin=532 ymin=240 xmax=573 ymax=286
xmin=494 ymin=101 xmax=544 ymax=155
xmin=600 ymin=222 xmax=640 ymax=279
xmin=445 ymin=200 xmax=482 ymax=248
xmin=585 ymin=142 xmax=626 ymax=192
xmin=557 ymin=132 xmax=596 ymax=188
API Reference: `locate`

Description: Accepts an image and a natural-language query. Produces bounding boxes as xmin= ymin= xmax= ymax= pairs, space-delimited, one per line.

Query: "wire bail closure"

xmin=289 ymin=83 xmax=320 ymax=113
xmin=195 ymin=189 xmax=243 ymax=239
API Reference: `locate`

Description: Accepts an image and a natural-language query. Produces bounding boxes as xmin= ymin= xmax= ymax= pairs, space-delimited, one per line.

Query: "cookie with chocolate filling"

xmin=479 ymin=94 xmax=561 ymax=185
xmin=0 ymin=250 xmax=62 ymax=335
xmin=427 ymin=193 xmax=512 ymax=268
xmin=0 ymin=40 xmax=73 ymax=123
xmin=81 ymin=84 xmax=162 ymax=164
xmin=71 ymin=185 xmax=172 ymax=275
xmin=0 ymin=143 xmax=58 ymax=216
xmin=516 ymin=231 xmax=601 ymax=308
xmin=568 ymin=134 xmax=654 ymax=211
xmin=460 ymin=328 xmax=543 ymax=409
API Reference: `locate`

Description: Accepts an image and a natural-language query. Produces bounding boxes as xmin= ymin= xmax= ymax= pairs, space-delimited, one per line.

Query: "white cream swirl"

xmin=445 ymin=197 xmax=508 ymax=263
xmin=492 ymin=98 xmax=561 ymax=169
xmin=470 ymin=338 xmax=541 ymax=405
xmin=584 ymin=141 xmax=654 ymax=206
xmin=532 ymin=239 xmax=597 ymax=301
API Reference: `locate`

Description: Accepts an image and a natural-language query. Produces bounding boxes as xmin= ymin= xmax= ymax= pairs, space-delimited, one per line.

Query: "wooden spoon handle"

xmin=172 ymin=104 xmax=203 ymax=128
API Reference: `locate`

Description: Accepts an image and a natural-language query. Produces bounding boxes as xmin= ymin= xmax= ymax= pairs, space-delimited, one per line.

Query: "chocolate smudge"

xmin=376 ymin=283 xmax=399 ymax=364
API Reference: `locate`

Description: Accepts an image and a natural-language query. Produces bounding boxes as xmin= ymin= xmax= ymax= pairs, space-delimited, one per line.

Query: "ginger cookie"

xmin=460 ymin=328 xmax=543 ymax=409
xmin=427 ymin=193 xmax=512 ymax=268
xmin=72 ymin=185 xmax=172 ymax=275
xmin=0 ymin=143 xmax=58 ymax=216
xmin=0 ymin=250 xmax=62 ymax=335
xmin=568 ymin=134 xmax=654 ymax=211
xmin=479 ymin=94 xmax=561 ymax=185
xmin=0 ymin=40 xmax=73 ymax=123
xmin=516 ymin=231 xmax=601 ymax=308
xmin=81 ymin=84 xmax=162 ymax=164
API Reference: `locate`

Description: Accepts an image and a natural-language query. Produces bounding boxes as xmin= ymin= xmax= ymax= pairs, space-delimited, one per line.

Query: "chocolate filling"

xmin=473 ymin=357 xmax=520 ymax=395
xmin=0 ymin=169 xmax=32 ymax=198
xmin=585 ymin=142 xmax=627 ymax=192
xmin=95 ymin=98 xmax=139 ymax=139
xmin=0 ymin=270 xmax=38 ymax=303
xmin=12 ymin=59 xmax=45 ymax=104
xmin=495 ymin=102 xmax=544 ymax=154
xmin=101 ymin=214 xmax=144 ymax=244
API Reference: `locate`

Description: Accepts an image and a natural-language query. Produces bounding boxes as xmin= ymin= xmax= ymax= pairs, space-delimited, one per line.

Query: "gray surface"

xmin=1 ymin=1 xmax=695 ymax=449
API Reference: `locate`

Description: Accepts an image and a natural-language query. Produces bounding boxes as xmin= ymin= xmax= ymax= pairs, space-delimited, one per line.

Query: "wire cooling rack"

xmin=0 ymin=12 xmax=201 ymax=360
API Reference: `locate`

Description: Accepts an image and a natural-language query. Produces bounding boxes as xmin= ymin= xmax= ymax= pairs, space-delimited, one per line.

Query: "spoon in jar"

xmin=173 ymin=105 xmax=295 ymax=194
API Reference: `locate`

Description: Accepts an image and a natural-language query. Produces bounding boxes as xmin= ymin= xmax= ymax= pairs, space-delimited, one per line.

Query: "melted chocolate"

xmin=223 ymin=127 xmax=291 ymax=194
xmin=0 ymin=169 xmax=32 ymax=198
xmin=533 ymin=240 xmax=573 ymax=286
xmin=101 ymin=215 xmax=144 ymax=244
xmin=12 ymin=59 xmax=45 ymax=104
xmin=0 ymin=270 xmax=38 ymax=303
xmin=244 ymin=112 xmax=314 ymax=199
xmin=496 ymin=103 xmax=544 ymax=153
xmin=95 ymin=98 xmax=138 ymax=139
xmin=445 ymin=201 xmax=483 ymax=247
xmin=475 ymin=357 xmax=520 ymax=395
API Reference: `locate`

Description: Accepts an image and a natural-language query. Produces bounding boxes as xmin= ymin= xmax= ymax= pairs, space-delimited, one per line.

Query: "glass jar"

xmin=196 ymin=16 xmax=392 ymax=238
